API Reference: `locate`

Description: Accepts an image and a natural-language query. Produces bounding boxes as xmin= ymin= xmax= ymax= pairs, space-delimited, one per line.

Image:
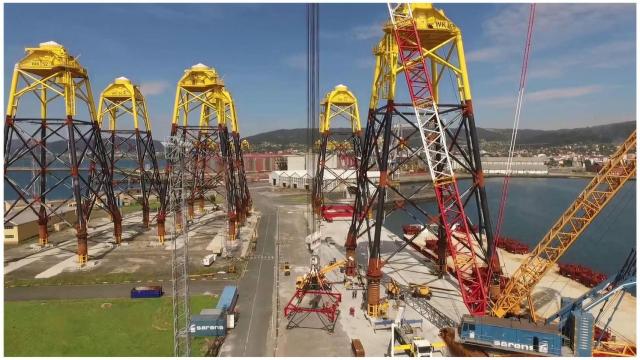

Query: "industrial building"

xmin=269 ymin=169 xmax=380 ymax=191
xmin=482 ymin=156 xmax=548 ymax=175
xmin=452 ymin=156 xmax=548 ymax=175
xmin=243 ymin=153 xmax=288 ymax=173
xmin=4 ymin=207 xmax=77 ymax=244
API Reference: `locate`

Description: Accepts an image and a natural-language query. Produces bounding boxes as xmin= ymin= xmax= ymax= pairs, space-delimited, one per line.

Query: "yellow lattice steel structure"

xmin=172 ymin=63 xmax=226 ymax=128
xmin=312 ymin=84 xmax=362 ymax=216
xmin=97 ymin=77 xmax=162 ymax=233
xmin=6 ymin=41 xmax=97 ymax=119
xmin=491 ymin=130 xmax=637 ymax=318
xmin=592 ymin=341 xmax=636 ymax=357
xmin=98 ymin=76 xmax=152 ymax=131
xmin=4 ymin=41 xmax=120 ymax=264
xmin=370 ymin=3 xmax=472 ymax=107
xmin=319 ymin=84 xmax=361 ymax=134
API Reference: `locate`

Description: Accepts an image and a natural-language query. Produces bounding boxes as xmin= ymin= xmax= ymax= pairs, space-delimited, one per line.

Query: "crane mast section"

xmin=387 ymin=3 xmax=487 ymax=315
xmin=492 ymin=130 xmax=637 ymax=318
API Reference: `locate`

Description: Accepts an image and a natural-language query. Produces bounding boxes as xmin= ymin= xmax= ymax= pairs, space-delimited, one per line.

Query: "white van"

xmin=202 ymin=254 xmax=217 ymax=266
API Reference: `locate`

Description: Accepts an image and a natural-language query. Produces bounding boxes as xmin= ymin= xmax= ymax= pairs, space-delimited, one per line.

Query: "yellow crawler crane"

xmin=491 ymin=130 xmax=636 ymax=318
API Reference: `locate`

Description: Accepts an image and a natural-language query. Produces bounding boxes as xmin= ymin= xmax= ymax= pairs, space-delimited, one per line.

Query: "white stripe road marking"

xmin=243 ymin=208 xmax=272 ymax=356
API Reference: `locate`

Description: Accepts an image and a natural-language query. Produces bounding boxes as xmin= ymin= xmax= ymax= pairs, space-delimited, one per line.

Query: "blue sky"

xmin=4 ymin=3 xmax=636 ymax=138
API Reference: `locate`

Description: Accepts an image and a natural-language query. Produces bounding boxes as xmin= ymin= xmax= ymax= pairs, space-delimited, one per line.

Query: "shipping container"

xmin=130 ymin=286 xmax=163 ymax=298
xmin=216 ymin=285 xmax=238 ymax=312
xmin=458 ymin=315 xmax=563 ymax=356
xmin=189 ymin=314 xmax=226 ymax=337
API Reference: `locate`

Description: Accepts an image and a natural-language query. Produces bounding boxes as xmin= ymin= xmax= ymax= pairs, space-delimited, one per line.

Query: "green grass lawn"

xmin=5 ymin=294 xmax=219 ymax=356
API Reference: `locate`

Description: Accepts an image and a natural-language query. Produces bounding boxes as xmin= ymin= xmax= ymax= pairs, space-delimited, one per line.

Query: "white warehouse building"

xmin=269 ymin=169 xmax=380 ymax=191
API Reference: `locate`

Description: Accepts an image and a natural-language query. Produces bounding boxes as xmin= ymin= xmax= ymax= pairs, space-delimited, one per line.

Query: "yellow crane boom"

xmin=491 ymin=130 xmax=636 ymax=318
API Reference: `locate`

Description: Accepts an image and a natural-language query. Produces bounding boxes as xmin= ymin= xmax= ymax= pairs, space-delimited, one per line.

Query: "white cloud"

xmin=283 ymin=53 xmax=306 ymax=70
xmin=355 ymin=57 xmax=375 ymax=70
xmin=140 ymin=81 xmax=170 ymax=96
xmin=482 ymin=85 xmax=603 ymax=108
xmin=466 ymin=46 xmax=508 ymax=63
xmin=468 ymin=3 xmax=634 ymax=67
xmin=351 ymin=23 xmax=381 ymax=40
xmin=483 ymin=4 xmax=633 ymax=49
xmin=320 ymin=21 xmax=383 ymax=42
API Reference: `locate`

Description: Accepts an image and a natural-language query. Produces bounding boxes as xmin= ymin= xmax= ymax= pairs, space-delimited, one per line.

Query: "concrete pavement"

xmin=219 ymin=185 xmax=277 ymax=356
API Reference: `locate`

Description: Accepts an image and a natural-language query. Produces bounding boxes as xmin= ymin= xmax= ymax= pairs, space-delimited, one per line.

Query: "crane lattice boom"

xmin=492 ymin=130 xmax=637 ymax=318
xmin=387 ymin=3 xmax=488 ymax=315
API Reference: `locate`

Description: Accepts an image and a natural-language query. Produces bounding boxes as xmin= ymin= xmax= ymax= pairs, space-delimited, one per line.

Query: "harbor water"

xmin=385 ymin=177 xmax=636 ymax=277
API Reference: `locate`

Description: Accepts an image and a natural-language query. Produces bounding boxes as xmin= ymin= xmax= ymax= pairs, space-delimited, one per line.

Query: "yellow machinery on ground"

xmin=409 ymin=283 xmax=432 ymax=299
xmin=386 ymin=278 xmax=401 ymax=299
xmin=491 ymin=130 xmax=636 ymax=319
xmin=296 ymin=256 xmax=347 ymax=290
xmin=389 ymin=306 xmax=445 ymax=357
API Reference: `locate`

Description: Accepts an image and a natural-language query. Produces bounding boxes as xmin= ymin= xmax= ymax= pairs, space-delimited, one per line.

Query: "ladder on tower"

xmin=387 ymin=3 xmax=488 ymax=315
xmin=166 ymin=136 xmax=192 ymax=357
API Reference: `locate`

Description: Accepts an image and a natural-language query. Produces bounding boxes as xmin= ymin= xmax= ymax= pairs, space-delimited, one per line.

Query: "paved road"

xmin=220 ymin=188 xmax=277 ymax=356
xmin=4 ymin=279 xmax=234 ymax=301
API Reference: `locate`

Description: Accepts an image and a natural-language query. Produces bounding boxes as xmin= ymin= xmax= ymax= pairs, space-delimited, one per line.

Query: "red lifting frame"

xmin=389 ymin=5 xmax=487 ymax=315
xmin=284 ymin=289 xmax=342 ymax=326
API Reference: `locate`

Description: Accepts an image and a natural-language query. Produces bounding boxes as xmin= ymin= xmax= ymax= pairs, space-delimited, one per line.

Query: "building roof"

xmin=482 ymin=156 xmax=548 ymax=163
xmin=483 ymin=163 xmax=548 ymax=171
xmin=271 ymin=169 xmax=380 ymax=179
xmin=5 ymin=207 xmax=75 ymax=226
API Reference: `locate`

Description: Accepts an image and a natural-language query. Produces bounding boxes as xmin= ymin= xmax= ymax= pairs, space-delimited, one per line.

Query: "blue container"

xmin=130 ymin=286 xmax=163 ymax=298
xmin=189 ymin=314 xmax=226 ymax=337
xmin=216 ymin=286 xmax=238 ymax=312
xmin=459 ymin=315 xmax=563 ymax=356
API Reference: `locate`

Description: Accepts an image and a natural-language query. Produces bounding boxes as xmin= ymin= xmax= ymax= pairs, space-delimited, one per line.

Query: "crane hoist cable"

xmin=488 ymin=4 xmax=536 ymax=288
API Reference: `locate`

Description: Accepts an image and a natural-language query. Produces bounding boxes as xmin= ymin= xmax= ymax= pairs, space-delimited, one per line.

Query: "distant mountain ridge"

xmin=8 ymin=135 xmax=165 ymax=154
xmin=245 ymin=121 xmax=635 ymax=146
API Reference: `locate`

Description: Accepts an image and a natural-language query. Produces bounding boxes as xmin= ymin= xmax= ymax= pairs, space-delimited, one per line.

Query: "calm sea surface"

xmin=384 ymin=177 xmax=636 ymax=277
